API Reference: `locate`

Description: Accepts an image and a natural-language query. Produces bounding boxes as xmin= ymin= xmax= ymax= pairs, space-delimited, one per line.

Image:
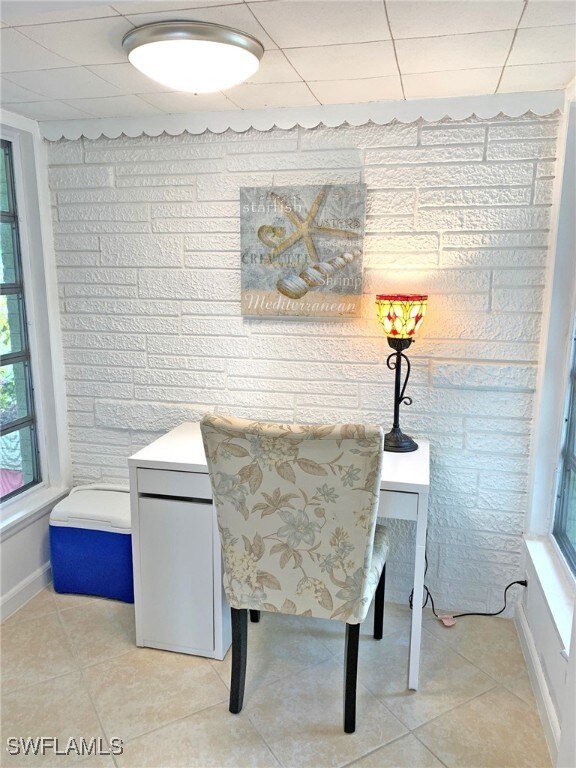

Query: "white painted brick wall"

xmin=46 ymin=114 xmax=561 ymax=615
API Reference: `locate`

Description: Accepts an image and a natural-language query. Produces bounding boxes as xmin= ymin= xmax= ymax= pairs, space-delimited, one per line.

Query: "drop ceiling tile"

xmin=4 ymin=67 xmax=124 ymax=100
xmin=139 ymin=91 xmax=237 ymax=112
xmin=226 ymin=82 xmax=319 ymax=109
xmin=2 ymin=100 xmax=94 ymax=120
xmin=63 ymin=94 xmax=162 ymax=117
xmin=87 ymin=62 xmax=171 ymax=93
xmin=0 ymin=78 xmax=46 ymax=102
xmin=520 ymin=1 xmax=576 ymax=28
xmin=183 ymin=5 xmax=275 ymax=49
xmin=110 ymin=0 xmax=238 ymax=13
xmin=285 ymin=41 xmax=397 ymax=81
xmin=1 ymin=0 xmax=572 ymax=115
xmin=508 ymin=24 xmax=576 ymax=65
xmin=499 ymin=61 xmax=576 ymax=91
xmin=0 ymin=27 xmax=75 ymax=71
xmin=403 ymin=68 xmax=501 ymax=99
xmin=249 ymin=1 xmax=390 ymax=48
xmin=17 ymin=16 xmax=135 ymax=65
xmin=386 ymin=1 xmax=523 ymax=39
xmin=396 ymin=30 xmax=514 ymax=74
xmin=0 ymin=2 xmax=118 ymax=27
xmin=246 ymin=50 xmax=301 ymax=84
xmin=124 ymin=4 xmax=275 ymax=49
xmin=309 ymin=76 xmax=404 ymax=104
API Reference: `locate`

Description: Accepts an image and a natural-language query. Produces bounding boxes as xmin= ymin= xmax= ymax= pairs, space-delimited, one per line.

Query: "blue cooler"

xmin=49 ymin=486 xmax=134 ymax=603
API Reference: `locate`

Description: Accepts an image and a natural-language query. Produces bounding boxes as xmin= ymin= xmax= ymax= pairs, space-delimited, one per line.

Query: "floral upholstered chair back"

xmin=201 ymin=414 xmax=385 ymax=624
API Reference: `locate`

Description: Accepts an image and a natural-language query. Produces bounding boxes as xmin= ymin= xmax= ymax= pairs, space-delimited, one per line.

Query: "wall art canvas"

xmin=240 ymin=184 xmax=366 ymax=318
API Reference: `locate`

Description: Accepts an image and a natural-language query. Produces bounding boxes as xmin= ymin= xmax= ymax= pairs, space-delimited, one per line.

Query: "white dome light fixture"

xmin=122 ymin=21 xmax=264 ymax=93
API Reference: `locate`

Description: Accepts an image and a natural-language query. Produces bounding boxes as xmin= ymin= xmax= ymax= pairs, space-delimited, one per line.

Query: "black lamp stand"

xmin=385 ymin=337 xmax=418 ymax=452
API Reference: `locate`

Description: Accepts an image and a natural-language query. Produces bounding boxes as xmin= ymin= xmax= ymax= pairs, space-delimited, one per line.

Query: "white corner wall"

xmin=46 ymin=112 xmax=561 ymax=612
xmin=516 ymin=94 xmax=576 ymax=766
xmin=1 ymin=509 xmax=52 ymax=619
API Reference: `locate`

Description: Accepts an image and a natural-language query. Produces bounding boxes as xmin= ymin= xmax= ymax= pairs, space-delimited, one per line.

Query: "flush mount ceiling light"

xmin=122 ymin=21 xmax=264 ymax=93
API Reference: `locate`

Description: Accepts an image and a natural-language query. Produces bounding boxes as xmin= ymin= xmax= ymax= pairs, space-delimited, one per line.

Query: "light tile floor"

xmin=1 ymin=587 xmax=552 ymax=768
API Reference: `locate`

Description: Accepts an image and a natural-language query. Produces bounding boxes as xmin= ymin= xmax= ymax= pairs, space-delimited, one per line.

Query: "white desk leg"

xmin=129 ymin=464 xmax=144 ymax=648
xmin=409 ymin=492 xmax=429 ymax=690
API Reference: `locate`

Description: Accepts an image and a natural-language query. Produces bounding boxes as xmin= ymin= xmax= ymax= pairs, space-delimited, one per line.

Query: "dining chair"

xmin=200 ymin=413 xmax=388 ymax=733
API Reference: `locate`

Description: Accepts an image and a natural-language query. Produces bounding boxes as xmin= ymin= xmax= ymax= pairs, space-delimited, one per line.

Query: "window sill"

xmin=524 ymin=535 xmax=575 ymax=653
xmin=0 ymin=484 xmax=70 ymax=541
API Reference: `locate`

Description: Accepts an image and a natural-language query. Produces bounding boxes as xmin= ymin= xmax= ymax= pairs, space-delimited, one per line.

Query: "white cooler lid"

xmin=50 ymin=488 xmax=131 ymax=531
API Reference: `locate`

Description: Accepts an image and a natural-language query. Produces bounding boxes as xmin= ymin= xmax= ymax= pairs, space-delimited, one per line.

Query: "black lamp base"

xmin=384 ymin=427 xmax=418 ymax=453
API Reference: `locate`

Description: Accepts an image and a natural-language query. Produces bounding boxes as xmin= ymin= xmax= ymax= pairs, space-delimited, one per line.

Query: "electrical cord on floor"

xmin=408 ymin=553 xmax=528 ymax=626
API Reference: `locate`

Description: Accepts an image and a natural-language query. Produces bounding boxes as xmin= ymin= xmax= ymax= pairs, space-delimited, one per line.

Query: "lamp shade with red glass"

xmin=375 ymin=294 xmax=428 ymax=452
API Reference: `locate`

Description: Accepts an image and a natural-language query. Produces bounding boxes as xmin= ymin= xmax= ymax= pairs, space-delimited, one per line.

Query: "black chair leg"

xmin=344 ymin=623 xmax=360 ymax=733
xmin=249 ymin=610 xmax=260 ymax=623
xmin=230 ymin=608 xmax=248 ymax=714
xmin=374 ymin=563 xmax=386 ymax=640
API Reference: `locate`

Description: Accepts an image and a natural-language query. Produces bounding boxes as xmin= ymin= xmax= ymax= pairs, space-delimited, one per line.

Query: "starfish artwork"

xmin=257 ymin=187 xmax=360 ymax=262
xmin=240 ymin=184 xmax=366 ymax=319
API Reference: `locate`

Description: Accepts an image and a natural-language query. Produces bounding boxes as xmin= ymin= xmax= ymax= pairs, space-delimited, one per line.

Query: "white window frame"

xmin=0 ymin=111 xmax=70 ymax=536
xmin=553 ymin=327 xmax=576 ymax=574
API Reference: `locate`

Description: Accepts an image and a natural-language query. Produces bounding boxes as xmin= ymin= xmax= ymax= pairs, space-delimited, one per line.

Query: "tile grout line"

xmin=423 ymin=620 xmax=539 ymax=704
xmin=52 ymin=596 xmax=118 ymax=759
xmin=411 ymin=731 xmax=452 ymax=768
xmin=112 ymin=698 xmax=281 ymax=768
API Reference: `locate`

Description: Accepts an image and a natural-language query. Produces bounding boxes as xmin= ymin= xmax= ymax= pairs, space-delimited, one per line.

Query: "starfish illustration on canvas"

xmin=257 ymin=186 xmax=359 ymax=262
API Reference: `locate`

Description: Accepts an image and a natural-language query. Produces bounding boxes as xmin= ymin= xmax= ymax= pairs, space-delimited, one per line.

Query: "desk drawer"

xmin=137 ymin=468 xmax=212 ymax=500
xmin=378 ymin=490 xmax=418 ymax=521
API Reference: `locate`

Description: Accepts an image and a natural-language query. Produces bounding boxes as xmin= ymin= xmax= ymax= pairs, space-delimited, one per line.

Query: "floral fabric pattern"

xmin=201 ymin=414 xmax=388 ymax=624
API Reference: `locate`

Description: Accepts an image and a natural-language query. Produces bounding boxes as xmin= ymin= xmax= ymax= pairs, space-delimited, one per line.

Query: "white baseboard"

xmin=0 ymin=562 xmax=51 ymax=622
xmin=515 ymin=602 xmax=560 ymax=765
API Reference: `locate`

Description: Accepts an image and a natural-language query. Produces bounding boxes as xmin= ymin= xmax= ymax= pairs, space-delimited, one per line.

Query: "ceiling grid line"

xmin=383 ymin=0 xmax=406 ymax=101
xmin=495 ymin=0 xmax=529 ymax=94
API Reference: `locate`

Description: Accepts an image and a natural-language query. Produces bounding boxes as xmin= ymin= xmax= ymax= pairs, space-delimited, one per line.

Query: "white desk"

xmin=129 ymin=422 xmax=430 ymax=688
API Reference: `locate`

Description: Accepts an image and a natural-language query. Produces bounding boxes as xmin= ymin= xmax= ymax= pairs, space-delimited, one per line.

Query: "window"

xmin=554 ymin=325 xmax=576 ymax=575
xmin=0 ymin=116 xmax=68 ymax=533
xmin=0 ymin=138 xmax=41 ymax=502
